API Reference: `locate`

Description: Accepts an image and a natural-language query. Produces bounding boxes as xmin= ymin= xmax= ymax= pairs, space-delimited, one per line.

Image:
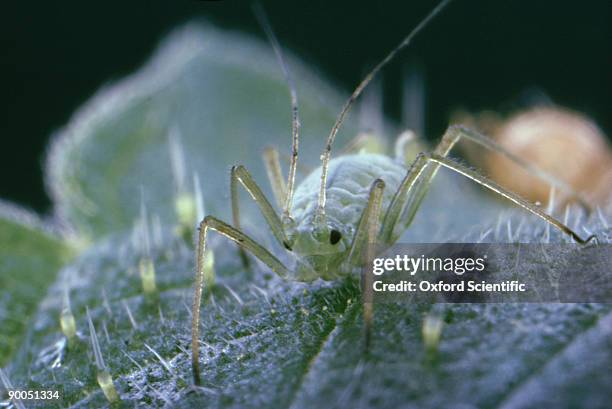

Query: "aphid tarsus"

xmin=190 ymin=0 xmax=594 ymax=385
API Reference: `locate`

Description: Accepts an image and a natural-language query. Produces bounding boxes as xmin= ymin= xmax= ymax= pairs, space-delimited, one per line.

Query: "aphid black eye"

xmin=329 ymin=229 xmax=342 ymax=245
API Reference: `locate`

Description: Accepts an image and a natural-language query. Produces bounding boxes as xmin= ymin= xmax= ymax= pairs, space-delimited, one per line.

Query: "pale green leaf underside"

xmin=0 ymin=202 xmax=71 ymax=366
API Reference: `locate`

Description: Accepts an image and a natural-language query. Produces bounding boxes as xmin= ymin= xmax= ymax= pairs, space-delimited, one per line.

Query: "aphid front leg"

xmin=230 ymin=166 xmax=249 ymax=267
xmin=346 ymin=179 xmax=386 ymax=267
xmin=230 ymin=165 xmax=293 ymax=264
xmin=191 ymin=215 xmax=290 ymax=385
xmin=233 ymin=150 xmax=291 ymax=267
xmin=345 ymin=179 xmax=386 ymax=348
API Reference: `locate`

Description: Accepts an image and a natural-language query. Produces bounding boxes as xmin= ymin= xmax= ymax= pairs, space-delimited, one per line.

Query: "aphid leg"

xmin=262 ymin=147 xmax=287 ymax=209
xmin=380 ymin=153 xmax=432 ymax=243
xmin=436 ymin=125 xmax=591 ymax=211
xmin=347 ymin=179 xmax=386 ymax=265
xmin=381 ymin=151 xmax=595 ymax=244
xmin=192 ymin=216 xmax=290 ymax=385
xmin=230 ymin=166 xmax=249 ymax=268
xmin=425 ymin=153 xmax=595 ymax=243
xmin=345 ymin=179 xmax=386 ymax=348
xmin=231 ymin=165 xmax=292 ymax=262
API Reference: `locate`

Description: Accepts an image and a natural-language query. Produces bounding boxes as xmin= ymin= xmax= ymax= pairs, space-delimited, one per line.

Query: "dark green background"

xmin=1 ymin=0 xmax=610 ymax=213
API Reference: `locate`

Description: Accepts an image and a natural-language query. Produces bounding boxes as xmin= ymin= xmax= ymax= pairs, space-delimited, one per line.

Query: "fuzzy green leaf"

xmin=6 ymin=216 xmax=611 ymax=408
xmin=0 ymin=202 xmax=72 ymax=366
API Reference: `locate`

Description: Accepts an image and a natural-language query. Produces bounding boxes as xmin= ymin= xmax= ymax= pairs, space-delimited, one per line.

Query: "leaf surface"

xmin=0 ymin=201 xmax=71 ymax=366
xmin=7 ymin=218 xmax=611 ymax=409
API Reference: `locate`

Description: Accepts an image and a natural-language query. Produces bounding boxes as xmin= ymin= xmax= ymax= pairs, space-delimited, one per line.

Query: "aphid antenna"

xmin=316 ymin=0 xmax=454 ymax=223
xmin=252 ymin=2 xmax=301 ymax=220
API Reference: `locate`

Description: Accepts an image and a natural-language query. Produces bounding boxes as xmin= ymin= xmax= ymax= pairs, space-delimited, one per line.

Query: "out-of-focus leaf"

xmin=0 ymin=201 xmax=71 ymax=366
xmin=46 ymin=22 xmax=361 ymax=240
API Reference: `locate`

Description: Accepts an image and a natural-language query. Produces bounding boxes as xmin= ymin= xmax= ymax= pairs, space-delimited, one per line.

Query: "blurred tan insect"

xmin=456 ymin=107 xmax=612 ymax=209
xmin=190 ymin=0 xmax=597 ymax=385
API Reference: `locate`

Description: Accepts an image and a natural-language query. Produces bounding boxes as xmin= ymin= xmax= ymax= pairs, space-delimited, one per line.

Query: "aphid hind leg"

xmin=345 ymin=179 xmax=386 ymax=349
xmin=192 ymin=216 xmax=289 ymax=385
xmin=436 ymin=125 xmax=591 ymax=211
xmin=425 ymin=153 xmax=595 ymax=243
xmin=381 ymin=151 xmax=595 ymax=244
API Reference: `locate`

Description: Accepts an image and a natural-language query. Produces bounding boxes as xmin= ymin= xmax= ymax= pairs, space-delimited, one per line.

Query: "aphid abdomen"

xmin=292 ymin=154 xmax=404 ymax=233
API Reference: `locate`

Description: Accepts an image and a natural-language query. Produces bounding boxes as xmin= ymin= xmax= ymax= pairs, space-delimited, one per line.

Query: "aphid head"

xmin=289 ymin=217 xmax=352 ymax=281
